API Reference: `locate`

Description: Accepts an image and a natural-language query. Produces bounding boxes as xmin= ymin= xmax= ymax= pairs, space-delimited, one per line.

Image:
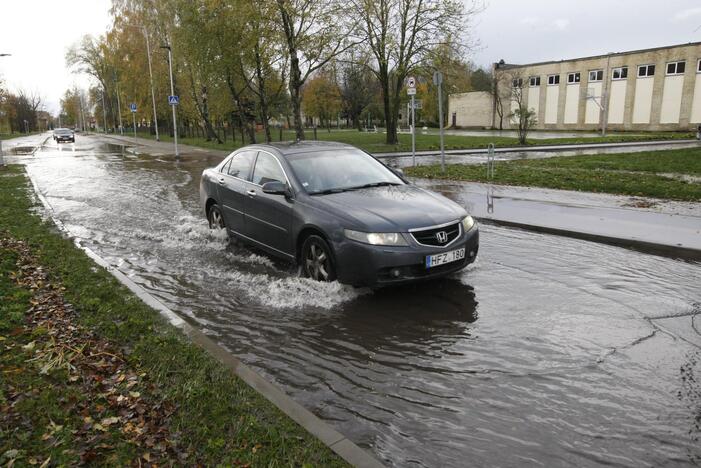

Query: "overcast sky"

xmin=1 ymin=0 xmax=700 ymax=114
xmin=470 ymin=0 xmax=701 ymax=67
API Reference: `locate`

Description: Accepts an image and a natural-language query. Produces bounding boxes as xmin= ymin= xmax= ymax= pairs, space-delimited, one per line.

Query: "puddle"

xmin=8 ymin=145 xmax=36 ymax=155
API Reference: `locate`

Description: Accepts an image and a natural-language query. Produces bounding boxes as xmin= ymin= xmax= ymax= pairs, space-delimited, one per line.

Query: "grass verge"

xmin=0 ymin=165 xmax=346 ymax=466
xmin=405 ymin=147 xmax=701 ymax=201
xmin=129 ymin=129 xmax=695 ymax=154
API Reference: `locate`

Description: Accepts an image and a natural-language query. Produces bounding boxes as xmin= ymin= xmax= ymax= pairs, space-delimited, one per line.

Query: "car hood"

xmin=311 ymin=184 xmax=466 ymax=232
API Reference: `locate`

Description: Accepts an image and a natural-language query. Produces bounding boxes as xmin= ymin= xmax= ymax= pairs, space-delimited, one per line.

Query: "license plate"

xmin=425 ymin=248 xmax=465 ymax=269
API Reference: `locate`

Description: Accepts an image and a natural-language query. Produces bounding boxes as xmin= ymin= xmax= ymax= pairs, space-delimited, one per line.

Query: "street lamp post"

xmin=161 ymin=44 xmax=179 ymax=159
xmin=433 ymin=71 xmax=446 ymax=173
xmin=143 ymin=29 xmax=160 ymax=141
xmin=114 ymin=74 xmax=124 ymax=136
xmin=0 ymin=53 xmax=12 ymax=168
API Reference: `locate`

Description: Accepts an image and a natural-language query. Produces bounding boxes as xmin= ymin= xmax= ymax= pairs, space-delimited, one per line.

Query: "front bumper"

xmin=56 ymin=136 xmax=74 ymax=142
xmin=333 ymin=226 xmax=479 ymax=287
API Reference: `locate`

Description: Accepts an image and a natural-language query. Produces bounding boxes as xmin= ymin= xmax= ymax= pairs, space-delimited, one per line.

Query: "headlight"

xmin=462 ymin=216 xmax=475 ymax=232
xmin=344 ymin=229 xmax=408 ymax=246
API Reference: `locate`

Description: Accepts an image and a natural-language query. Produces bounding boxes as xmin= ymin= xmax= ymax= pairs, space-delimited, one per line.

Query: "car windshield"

xmin=287 ymin=149 xmax=404 ymax=195
xmin=55 ymin=128 xmax=72 ymax=134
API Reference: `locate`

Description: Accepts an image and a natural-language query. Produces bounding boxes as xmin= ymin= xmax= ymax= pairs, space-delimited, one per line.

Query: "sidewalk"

xmin=96 ymin=132 xmax=701 ymax=159
xmin=414 ymin=178 xmax=701 ymax=259
xmin=375 ymin=138 xmax=701 ymax=158
xmin=98 ymin=133 xmax=230 ymax=158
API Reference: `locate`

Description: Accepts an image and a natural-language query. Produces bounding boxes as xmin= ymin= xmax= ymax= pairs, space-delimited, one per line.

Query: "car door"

xmin=244 ymin=151 xmax=294 ymax=258
xmin=217 ymin=150 xmax=257 ymax=235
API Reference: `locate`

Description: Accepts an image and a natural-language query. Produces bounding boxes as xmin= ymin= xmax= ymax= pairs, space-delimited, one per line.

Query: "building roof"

xmin=495 ymin=41 xmax=701 ymax=70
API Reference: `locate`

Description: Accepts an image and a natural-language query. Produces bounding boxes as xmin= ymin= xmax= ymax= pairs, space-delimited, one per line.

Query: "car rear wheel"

xmin=301 ymin=235 xmax=336 ymax=282
xmin=208 ymin=204 xmax=226 ymax=230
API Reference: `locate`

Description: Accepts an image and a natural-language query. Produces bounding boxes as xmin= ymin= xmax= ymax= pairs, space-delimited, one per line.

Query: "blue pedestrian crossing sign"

xmin=129 ymin=103 xmax=137 ymax=113
xmin=168 ymin=95 xmax=179 ymax=105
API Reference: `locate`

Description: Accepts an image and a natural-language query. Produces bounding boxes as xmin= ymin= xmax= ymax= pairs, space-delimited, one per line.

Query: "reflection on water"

xmin=19 ymin=136 xmax=701 ymax=467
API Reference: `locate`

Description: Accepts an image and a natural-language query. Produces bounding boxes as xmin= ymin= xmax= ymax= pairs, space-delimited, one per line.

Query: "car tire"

xmin=301 ymin=235 xmax=337 ymax=282
xmin=208 ymin=204 xmax=226 ymax=230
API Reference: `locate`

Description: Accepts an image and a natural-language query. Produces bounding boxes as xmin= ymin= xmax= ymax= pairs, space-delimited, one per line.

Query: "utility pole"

xmin=0 ymin=53 xmax=11 ymax=168
xmin=143 ymin=28 xmax=159 ymax=141
xmin=434 ymin=71 xmax=445 ymax=173
xmin=161 ymin=44 xmax=179 ymax=159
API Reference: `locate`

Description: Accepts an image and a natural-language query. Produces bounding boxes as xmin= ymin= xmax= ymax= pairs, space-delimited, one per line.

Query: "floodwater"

xmin=12 ymin=135 xmax=701 ymax=467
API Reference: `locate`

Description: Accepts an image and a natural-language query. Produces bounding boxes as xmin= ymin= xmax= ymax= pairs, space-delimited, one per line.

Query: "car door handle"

xmin=246 ymin=189 xmax=257 ymax=197
xmin=218 ymin=178 xmax=225 ymax=185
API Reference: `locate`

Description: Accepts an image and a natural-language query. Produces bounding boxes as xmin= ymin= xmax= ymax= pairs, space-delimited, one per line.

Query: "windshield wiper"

xmin=309 ymin=188 xmax=348 ymax=195
xmin=349 ymin=181 xmax=402 ymax=190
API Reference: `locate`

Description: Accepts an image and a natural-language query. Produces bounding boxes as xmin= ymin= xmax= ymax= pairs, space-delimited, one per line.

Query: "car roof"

xmin=245 ymin=141 xmax=355 ymax=157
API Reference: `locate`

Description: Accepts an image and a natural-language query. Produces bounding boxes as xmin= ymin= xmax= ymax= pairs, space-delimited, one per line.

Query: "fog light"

xmin=391 ymin=268 xmax=401 ymax=278
xmin=469 ymin=250 xmax=475 ymax=257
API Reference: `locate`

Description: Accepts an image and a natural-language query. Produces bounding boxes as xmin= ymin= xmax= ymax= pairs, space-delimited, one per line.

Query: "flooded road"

xmin=13 ymin=135 xmax=701 ymax=466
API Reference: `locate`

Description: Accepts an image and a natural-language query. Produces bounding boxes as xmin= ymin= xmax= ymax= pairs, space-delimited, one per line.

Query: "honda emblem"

xmin=436 ymin=231 xmax=448 ymax=243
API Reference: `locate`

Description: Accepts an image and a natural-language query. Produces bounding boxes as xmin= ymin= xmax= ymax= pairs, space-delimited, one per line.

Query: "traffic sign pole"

xmin=130 ymin=104 xmax=138 ymax=146
xmin=411 ymin=94 xmax=416 ymax=167
xmin=161 ymin=45 xmax=179 ymax=159
xmin=407 ymin=76 xmax=417 ymax=167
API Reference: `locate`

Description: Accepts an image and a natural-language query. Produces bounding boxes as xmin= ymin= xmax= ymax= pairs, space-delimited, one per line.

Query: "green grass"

xmin=128 ymin=128 xmax=695 ymax=154
xmin=405 ymin=147 xmax=701 ymax=201
xmin=0 ymin=165 xmax=346 ymax=466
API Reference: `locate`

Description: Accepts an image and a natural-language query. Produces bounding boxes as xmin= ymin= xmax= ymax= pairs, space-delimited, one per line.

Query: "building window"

xmin=529 ymin=76 xmax=541 ymax=87
xmin=638 ymin=64 xmax=655 ymax=77
xmin=612 ymin=67 xmax=628 ymax=80
xmin=547 ymin=75 xmax=560 ymax=85
xmin=567 ymin=72 xmax=580 ymax=84
xmin=697 ymin=59 xmax=701 ymax=73
xmin=512 ymin=78 xmax=523 ymax=88
xmin=666 ymin=61 xmax=686 ymax=75
xmin=588 ymin=70 xmax=604 ymax=82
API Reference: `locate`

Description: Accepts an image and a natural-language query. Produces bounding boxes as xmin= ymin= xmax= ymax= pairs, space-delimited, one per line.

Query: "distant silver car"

xmin=53 ymin=128 xmax=75 ymax=143
xmin=200 ymin=141 xmax=479 ymax=286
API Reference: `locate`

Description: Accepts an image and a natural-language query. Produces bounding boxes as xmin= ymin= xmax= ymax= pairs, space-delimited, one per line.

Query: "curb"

xmin=373 ymin=138 xmax=701 ymax=159
xmin=476 ymin=217 xmax=701 ymax=262
xmin=24 ymin=169 xmax=384 ymax=468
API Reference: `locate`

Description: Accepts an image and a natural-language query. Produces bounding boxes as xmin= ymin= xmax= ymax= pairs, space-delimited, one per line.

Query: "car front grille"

xmin=410 ymin=222 xmax=461 ymax=247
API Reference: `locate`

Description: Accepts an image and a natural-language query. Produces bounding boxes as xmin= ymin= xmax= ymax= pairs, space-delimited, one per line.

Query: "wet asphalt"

xmin=7 ymin=135 xmax=701 ymax=467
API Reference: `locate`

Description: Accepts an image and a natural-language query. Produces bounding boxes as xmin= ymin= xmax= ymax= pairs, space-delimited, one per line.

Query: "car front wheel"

xmin=208 ymin=204 xmax=225 ymax=230
xmin=301 ymin=235 xmax=336 ymax=282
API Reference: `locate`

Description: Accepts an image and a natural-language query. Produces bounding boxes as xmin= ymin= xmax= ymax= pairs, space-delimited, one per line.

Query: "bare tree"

xmin=275 ymin=0 xmax=357 ymax=140
xmin=351 ymin=0 xmax=479 ymax=145
xmin=508 ymin=77 xmax=536 ymax=145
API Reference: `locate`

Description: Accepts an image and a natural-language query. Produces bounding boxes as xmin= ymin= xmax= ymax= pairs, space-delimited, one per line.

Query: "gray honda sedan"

xmin=199 ymin=141 xmax=478 ymax=286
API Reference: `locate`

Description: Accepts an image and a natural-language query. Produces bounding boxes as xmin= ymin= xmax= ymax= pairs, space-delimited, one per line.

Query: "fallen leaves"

xmin=0 ymin=236 xmax=189 ymax=465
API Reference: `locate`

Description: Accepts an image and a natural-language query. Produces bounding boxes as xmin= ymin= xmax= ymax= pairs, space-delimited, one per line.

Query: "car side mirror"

xmin=262 ymin=181 xmax=290 ymax=196
xmin=393 ymin=167 xmax=405 ymax=176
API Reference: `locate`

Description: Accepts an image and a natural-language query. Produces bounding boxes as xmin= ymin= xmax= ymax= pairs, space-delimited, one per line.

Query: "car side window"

xmin=227 ymin=151 xmax=257 ymax=181
xmin=251 ymin=152 xmax=286 ymax=186
xmin=220 ymin=158 xmax=232 ymax=174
